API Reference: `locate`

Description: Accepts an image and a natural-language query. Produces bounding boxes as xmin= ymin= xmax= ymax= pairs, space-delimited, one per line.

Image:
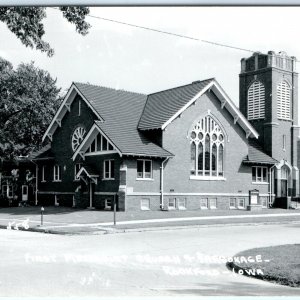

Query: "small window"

xmin=105 ymin=198 xmax=112 ymax=210
xmin=238 ymin=198 xmax=245 ymax=209
xmin=230 ymin=198 xmax=236 ymax=209
xmin=103 ymin=160 xmax=115 ymax=179
xmin=74 ymin=163 xmax=82 ymax=180
xmin=283 ymin=135 xmax=286 ymax=151
xmin=178 ymin=198 xmax=186 ymax=210
xmin=102 ymin=136 xmax=108 ymax=151
xmin=78 ymin=99 xmax=81 ymax=116
xmin=252 ymin=167 xmax=268 ymax=183
xmin=90 ymin=137 xmax=97 ymax=152
xmin=141 ymin=199 xmax=150 ymax=210
xmin=2 ymin=185 xmax=13 ymax=198
xmin=42 ymin=165 xmax=46 ymax=182
xmin=209 ymin=198 xmax=217 ymax=209
xmin=137 ymin=160 xmax=152 ymax=179
xmin=53 ymin=165 xmax=61 ymax=182
xmin=200 ymin=198 xmax=208 ymax=209
xmin=168 ymin=198 xmax=176 ymax=210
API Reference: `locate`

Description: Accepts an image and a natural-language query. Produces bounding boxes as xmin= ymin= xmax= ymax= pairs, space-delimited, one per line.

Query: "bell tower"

xmin=239 ymin=51 xmax=300 ymax=198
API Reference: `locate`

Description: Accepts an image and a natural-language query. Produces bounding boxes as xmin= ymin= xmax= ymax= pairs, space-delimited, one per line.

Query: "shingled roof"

xmin=30 ymin=144 xmax=54 ymax=160
xmin=243 ymin=139 xmax=278 ymax=165
xmin=74 ymin=82 xmax=173 ymax=158
xmin=138 ymin=79 xmax=214 ymax=130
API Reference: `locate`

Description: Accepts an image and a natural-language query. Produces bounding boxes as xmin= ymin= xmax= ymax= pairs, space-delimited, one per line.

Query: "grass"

xmin=228 ymin=244 xmax=300 ymax=287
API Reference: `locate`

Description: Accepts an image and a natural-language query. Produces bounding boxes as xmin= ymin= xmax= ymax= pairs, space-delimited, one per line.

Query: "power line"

xmin=50 ymin=7 xmax=300 ymax=62
xmin=87 ymin=12 xmax=256 ymax=54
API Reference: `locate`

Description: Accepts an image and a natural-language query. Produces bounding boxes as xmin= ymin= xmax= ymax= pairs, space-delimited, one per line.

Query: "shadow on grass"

xmin=165 ymin=280 xmax=300 ymax=296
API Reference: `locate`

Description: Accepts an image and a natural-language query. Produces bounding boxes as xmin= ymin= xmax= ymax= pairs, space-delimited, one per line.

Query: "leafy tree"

xmin=0 ymin=56 xmax=62 ymax=159
xmin=0 ymin=7 xmax=90 ymax=56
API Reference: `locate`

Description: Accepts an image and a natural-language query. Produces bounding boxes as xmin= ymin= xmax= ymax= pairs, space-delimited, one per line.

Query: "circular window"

xmin=72 ymin=127 xmax=86 ymax=151
xmin=198 ymin=132 xmax=203 ymax=140
xmin=191 ymin=132 xmax=196 ymax=139
xmin=219 ymin=134 xmax=224 ymax=142
xmin=212 ymin=134 xmax=217 ymax=141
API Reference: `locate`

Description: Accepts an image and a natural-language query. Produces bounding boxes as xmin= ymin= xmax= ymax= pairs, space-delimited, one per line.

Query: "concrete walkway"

xmin=0 ymin=206 xmax=299 ymax=234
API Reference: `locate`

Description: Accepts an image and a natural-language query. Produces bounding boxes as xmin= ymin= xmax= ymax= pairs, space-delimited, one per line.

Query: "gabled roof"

xmin=243 ymin=139 xmax=278 ymax=165
xmin=94 ymin=121 xmax=173 ymax=158
xmin=72 ymin=83 xmax=173 ymax=158
xmin=29 ymin=144 xmax=54 ymax=160
xmin=138 ymin=79 xmax=214 ymax=130
xmin=138 ymin=78 xmax=259 ymax=139
xmin=42 ymin=83 xmax=104 ymax=142
xmin=77 ymin=165 xmax=99 ymax=178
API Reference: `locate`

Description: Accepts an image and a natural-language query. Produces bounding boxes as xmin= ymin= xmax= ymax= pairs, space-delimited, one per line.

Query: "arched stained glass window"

xmin=190 ymin=115 xmax=225 ymax=178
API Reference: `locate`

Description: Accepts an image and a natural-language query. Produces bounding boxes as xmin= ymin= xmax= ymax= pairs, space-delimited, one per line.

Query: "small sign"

xmin=249 ymin=189 xmax=259 ymax=205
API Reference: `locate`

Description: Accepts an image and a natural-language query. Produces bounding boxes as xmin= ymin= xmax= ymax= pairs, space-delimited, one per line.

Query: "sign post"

xmin=41 ymin=206 xmax=44 ymax=226
xmin=113 ymin=197 xmax=116 ymax=226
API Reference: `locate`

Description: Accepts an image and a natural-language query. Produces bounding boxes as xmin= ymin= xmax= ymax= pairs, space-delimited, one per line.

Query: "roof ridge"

xmin=73 ymin=81 xmax=146 ymax=96
xmin=147 ymin=77 xmax=215 ymax=97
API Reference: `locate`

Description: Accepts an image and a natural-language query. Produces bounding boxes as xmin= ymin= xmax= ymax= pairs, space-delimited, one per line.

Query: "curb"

xmin=1 ymin=219 xmax=299 ymax=236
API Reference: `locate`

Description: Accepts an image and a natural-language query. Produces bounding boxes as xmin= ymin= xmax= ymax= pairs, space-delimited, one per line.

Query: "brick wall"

xmin=161 ymin=91 xmax=268 ymax=196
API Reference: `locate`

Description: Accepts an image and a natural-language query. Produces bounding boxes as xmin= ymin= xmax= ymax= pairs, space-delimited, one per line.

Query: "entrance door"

xmin=281 ymin=180 xmax=288 ymax=197
xmin=22 ymin=185 xmax=28 ymax=201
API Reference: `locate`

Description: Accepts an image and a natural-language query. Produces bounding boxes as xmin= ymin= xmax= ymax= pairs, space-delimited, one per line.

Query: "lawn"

xmin=228 ymin=244 xmax=300 ymax=287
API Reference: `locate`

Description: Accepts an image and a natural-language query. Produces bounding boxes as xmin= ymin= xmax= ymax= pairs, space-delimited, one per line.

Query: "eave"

xmin=42 ymin=83 xmax=104 ymax=143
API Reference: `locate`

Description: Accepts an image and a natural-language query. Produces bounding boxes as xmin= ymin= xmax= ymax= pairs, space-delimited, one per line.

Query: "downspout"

xmin=30 ymin=160 xmax=38 ymax=206
xmin=269 ymin=164 xmax=276 ymax=207
xmin=160 ymin=157 xmax=169 ymax=210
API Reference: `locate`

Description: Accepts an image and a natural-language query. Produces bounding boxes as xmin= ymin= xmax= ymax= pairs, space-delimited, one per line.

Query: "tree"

xmin=0 ymin=7 xmax=90 ymax=56
xmin=0 ymin=56 xmax=62 ymax=159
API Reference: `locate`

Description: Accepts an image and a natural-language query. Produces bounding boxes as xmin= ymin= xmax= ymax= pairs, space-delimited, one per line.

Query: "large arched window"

xmin=190 ymin=115 xmax=225 ymax=178
xmin=277 ymin=80 xmax=291 ymax=120
xmin=247 ymin=81 xmax=265 ymax=120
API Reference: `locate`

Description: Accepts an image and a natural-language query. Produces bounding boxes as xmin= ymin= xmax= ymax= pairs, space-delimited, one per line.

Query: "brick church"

xmin=30 ymin=51 xmax=299 ymax=211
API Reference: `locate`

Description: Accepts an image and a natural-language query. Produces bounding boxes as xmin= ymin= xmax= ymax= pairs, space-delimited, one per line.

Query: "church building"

xmin=32 ymin=51 xmax=300 ymax=211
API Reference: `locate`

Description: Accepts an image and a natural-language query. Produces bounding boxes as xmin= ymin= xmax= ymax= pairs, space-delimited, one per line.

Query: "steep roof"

xmin=243 ymin=139 xmax=278 ymax=165
xmin=138 ymin=79 xmax=214 ymax=130
xmin=74 ymin=83 xmax=173 ymax=158
xmin=30 ymin=144 xmax=54 ymax=160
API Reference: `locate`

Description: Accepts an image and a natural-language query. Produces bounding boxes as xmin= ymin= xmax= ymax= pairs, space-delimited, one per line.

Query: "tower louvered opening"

xmin=247 ymin=81 xmax=265 ymax=120
xmin=277 ymin=80 xmax=291 ymax=120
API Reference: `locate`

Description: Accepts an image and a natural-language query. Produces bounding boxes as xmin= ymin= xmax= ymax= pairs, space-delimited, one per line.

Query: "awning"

xmin=76 ymin=165 xmax=99 ymax=184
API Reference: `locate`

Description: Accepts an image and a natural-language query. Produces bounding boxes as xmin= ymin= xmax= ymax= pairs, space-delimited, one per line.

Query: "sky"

xmin=1 ymin=6 xmax=300 ymax=106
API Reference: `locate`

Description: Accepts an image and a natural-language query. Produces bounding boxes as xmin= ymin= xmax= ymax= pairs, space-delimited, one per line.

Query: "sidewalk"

xmin=0 ymin=206 xmax=299 ymax=235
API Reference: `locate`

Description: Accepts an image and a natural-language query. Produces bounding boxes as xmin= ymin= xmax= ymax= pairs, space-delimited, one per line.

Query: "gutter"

xmin=160 ymin=157 xmax=170 ymax=210
xmin=269 ymin=164 xmax=276 ymax=207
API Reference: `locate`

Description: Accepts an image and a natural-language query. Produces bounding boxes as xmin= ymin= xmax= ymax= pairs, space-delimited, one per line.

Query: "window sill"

xmin=252 ymin=182 xmax=268 ymax=185
xmin=41 ymin=180 xmax=46 ymax=183
xmin=102 ymin=178 xmax=115 ymax=181
xmin=168 ymin=207 xmax=176 ymax=210
xmin=200 ymin=207 xmax=208 ymax=209
xmin=229 ymin=206 xmax=237 ymax=210
xmin=53 ymin=180 xmax=62 ymax=182
xmin=178 ymin=207 xmax=186 ymax=210
xmin=210 ymin=207 xmax=217 ymax=209
xmin=190 ymin=175 xmax=226 ymax=181
xmin=141 ymin=208 xmax=150 ymax=211
xmin=136 ymin=178 xmax=154 ymax=181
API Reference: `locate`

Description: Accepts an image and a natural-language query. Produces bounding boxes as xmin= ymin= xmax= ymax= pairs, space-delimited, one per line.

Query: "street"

xmin=0 ymin=223 xmax=300 ymax=297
